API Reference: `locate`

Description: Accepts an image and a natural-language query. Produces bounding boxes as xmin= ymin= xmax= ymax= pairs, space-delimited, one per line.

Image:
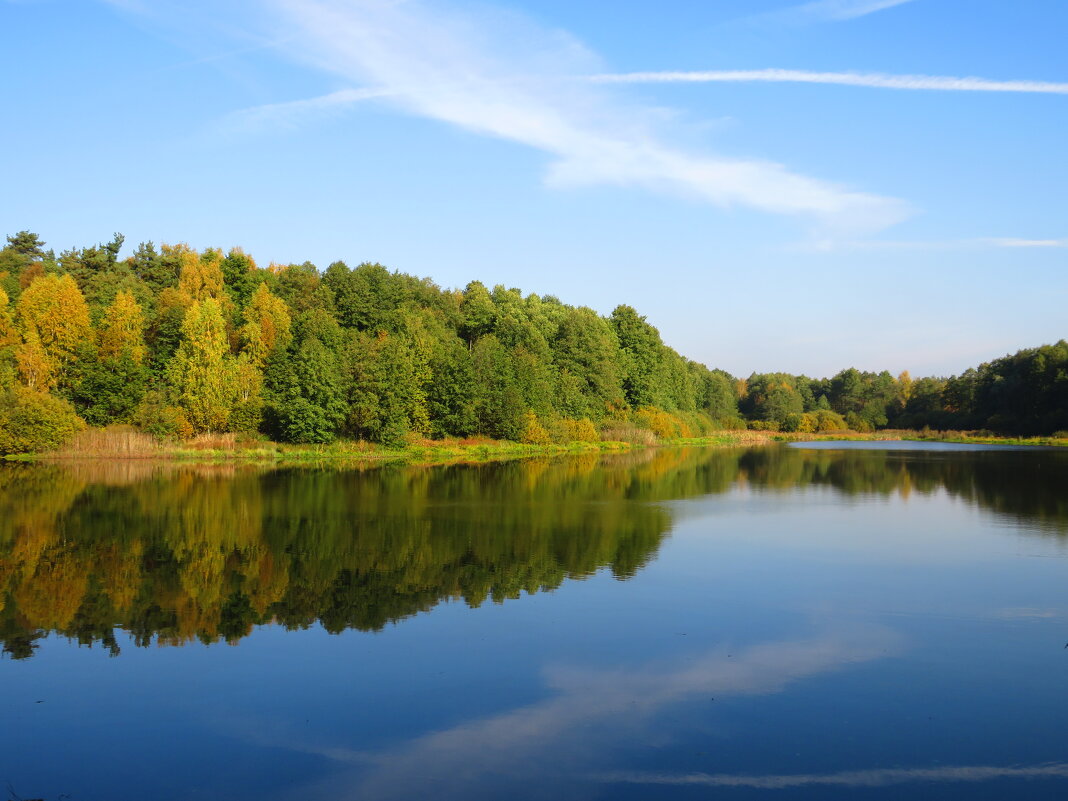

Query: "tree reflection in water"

xmin=1 ymin=444 xmax=1065 ymax=659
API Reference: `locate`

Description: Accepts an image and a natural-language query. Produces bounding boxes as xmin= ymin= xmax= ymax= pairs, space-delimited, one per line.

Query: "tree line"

xmin=0 ymin=230 xmax=1064 ymax=452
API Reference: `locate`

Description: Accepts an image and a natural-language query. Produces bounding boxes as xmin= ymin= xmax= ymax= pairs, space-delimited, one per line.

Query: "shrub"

xmin=550 ymin=417 xmax=600 ymax=443
xmin=747 ymin=420 xmax=780 ymax=432
xmin=0 ymin=387 xmax=84 ymax=454
xmin=633 ymin=407 xmax=679 ymax=439
xmin=270 ymin=396 xmax=336 ymax=444
xmin=519 ymin=411 xmax=551 ymax=445
xmin=133 ymin=391 xmax=194 ymax=440
xmin=569 ymin=417 xmax=599 ymax=442
xmin=711 ymin=416 xmax=747 ymax=431
xmin=845 ymin=412 xmax=874 ymax=433
xmin=229 ymin=400 xmax=263 ymax=434
xmin=814 ymin=409 xmax=848 ymax=432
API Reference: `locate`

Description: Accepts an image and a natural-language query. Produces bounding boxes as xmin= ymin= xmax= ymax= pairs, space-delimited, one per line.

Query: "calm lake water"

xmin=2 ymin=443 xmax=1068 ymax=800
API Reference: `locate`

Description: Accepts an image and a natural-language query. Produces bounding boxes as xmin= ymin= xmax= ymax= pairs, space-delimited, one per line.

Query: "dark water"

xmin=2 ymin=443 xmax=1068 ymax=800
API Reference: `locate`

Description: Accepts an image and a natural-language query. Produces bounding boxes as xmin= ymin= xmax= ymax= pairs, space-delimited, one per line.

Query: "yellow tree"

xmin=167 ymin=298 xmax=235 ymax=433
xmin=16 ymin=273 xmax=92 ymax=370
xmin=98 ymin=290 xmax=147 ymax=364
xmin=0 ymin=287 xmax=18 ymax=350
xmin=240 ymin=283 xmax=292 ymax=365
xmin=897 ymin=370 xmax=914 ymax=404
xmin=14 ymin=330 xmax=56 ymax=390
xmin=177 ymin=246 xmax=225 ymax=302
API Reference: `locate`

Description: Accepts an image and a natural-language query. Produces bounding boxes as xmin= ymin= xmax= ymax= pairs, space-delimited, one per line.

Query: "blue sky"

xmin=1 ymin=0 xmax=1065 ymax=377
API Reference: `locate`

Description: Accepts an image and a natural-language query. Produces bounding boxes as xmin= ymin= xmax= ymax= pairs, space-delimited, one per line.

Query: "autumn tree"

xmin=15 ymin=274 xmax=93 ymax=390
xmin=98 ymin=291 xmax=146 ymax=364
xmin=72 ymin=292 xmax=149 ymax=424
xmin=240 ymin=283 xmax=292 ymax=366
xmin=176 ymin=246 xmax=226 ymax=302
xmin=167 ymin=299 xmax=235 ymax=433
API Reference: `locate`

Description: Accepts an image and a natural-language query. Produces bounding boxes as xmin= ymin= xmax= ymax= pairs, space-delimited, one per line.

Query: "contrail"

xmin=590 ymin=69 xmax=1068 ymax=95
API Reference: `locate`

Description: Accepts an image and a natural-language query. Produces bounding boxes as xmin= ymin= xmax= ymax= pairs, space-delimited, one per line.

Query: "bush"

xmin=133 ymin=391 xmax=194 ymax=440
xmin=711 ymin=416 xmax=747 ymax=431
xmin=633 ymin=407 xmax=680 ymax=439
xmin=568 ymin=417 xmax=599 ymax=442
xmin=519 ymin=411 xmax=551 ymax=445
xmin=0 ymin=387 xmax=84 ymax=454
xmin=229 ymin=400 xmax=263 ymax=434
xmin=747 ymin=420 xmax=780 ymax=432
xmin=550 ymin=417 xmax=600 ymax=443
xmin=814 ymin=409 xmax=848 ymax=432
xmin=779 ymin=412 xmax=818 ymax=433
xmin=269 ymin=396 xmax=336 ymax=444
xmin=845 ymin=412 xmax=874 ymax=433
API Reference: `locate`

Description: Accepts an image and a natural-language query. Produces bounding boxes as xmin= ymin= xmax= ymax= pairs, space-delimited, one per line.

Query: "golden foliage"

xmin=168 ymin=299 xmax=235 ymax=433
xmin=520 ymin=410 xmax=551 ymax=445
xmin=98 ymin=290 xmax=146 ymax=364
xmin=14 ymin=331 xmax=56 ymax=390
xmin=176 ymin=245 xmax=225 ymax=302
xmin=241 ymin=283 xmax=292 ymax=364
xmin=16 ymin=273 xmax=92 ymax=368
xmin=0 ymin=287 xmax=20 ymax=349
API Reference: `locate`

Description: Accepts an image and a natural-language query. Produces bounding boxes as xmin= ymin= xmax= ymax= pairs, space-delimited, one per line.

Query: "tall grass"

xmin=52 ymin=426 xmax=169 ymax=458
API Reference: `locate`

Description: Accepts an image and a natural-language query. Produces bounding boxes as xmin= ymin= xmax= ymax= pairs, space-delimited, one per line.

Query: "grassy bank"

xmin=6 ymin=426 xmax=781 ymax=467
xmin=7 ymin=426 xmax=1067 ymax=467
xmin=899 ymin=430 xmax=1068 ymax=447
xmin=773 ymin=429 xmax=1068 ymax=448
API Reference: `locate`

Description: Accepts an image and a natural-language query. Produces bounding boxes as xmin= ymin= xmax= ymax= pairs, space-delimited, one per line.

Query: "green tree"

xmin=167 ymin=299 xmax=235 ymax=433
xmin=266 ymin=336 xmax=347 ymax=443
xmin=610 ymin=304 xmax=665 ymax=409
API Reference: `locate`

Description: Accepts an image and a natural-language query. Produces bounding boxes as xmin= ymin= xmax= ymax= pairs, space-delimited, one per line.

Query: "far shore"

xmin=3 ymin=427 xmax=1065 ymax=468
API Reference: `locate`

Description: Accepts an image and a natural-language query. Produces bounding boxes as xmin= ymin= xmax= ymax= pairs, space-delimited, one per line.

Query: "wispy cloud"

xmin=790 ymin=0 xmax=918 ymax=21
xmin=598 ymin=762 xmax=1068 ymax=790
xmin=221 ymin=87 xmax=391 ymax=133
xmin=591 ymin=69 xmax=1068 ymax=96
xmin=253 ymin=628 xmax=900 ymax=799
xmin=796 ymin=237 xmax=1068 ymax=252
xmin=984 ymin=237 xmax=1068 ymax=248
xmin=235 ymin=0 xmax=910 ymax=236
xmin=749 ymin=0 xmax=918 ymax=25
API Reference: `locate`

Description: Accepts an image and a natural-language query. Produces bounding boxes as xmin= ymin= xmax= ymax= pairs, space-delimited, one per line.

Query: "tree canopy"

xmin=0 ymin=229 xmax=1063 ymax=453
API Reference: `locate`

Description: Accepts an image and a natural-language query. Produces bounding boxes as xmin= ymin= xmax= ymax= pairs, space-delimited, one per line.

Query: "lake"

xmin=2 ymin=442 xmax=1067 ymax=800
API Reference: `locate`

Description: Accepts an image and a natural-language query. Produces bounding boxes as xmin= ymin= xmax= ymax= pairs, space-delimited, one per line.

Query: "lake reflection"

xmin=2 ymin=444 xmax=1068 ymax=800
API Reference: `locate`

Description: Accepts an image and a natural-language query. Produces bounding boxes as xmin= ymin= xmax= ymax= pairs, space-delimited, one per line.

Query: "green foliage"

xmin=132 ymin=391 xmax=192 ymax=439
xmin=471 ymin=334 xmax=525 ymax=440
xmin=221 ymin=248 xmax=258 ymax=310
xmin=167 ymin=299 xmax=235 ymax=433
xmin=742 ymin=373 xmax=804 ymax=424
xmin=5 ymin=232 xmax=1063 ymax=449
xmin=266 ymin=335 xmax=347 ymax=444
xmin=73 ymin=353 xmax=148 ymax=425
xmin=0 ymin=387 xmax=83 ymax=454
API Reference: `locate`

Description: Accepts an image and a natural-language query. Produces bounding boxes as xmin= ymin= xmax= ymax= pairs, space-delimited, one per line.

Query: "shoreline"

xmin=5 ymin=431 xmax=776 ymax=467
xmin=3 ymin=429 xmax=1065 ymax=468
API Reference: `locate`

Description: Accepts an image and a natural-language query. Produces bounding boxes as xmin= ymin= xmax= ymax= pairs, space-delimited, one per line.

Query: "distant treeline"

xmin=0 ymin=230 xmax=1064 ymax=452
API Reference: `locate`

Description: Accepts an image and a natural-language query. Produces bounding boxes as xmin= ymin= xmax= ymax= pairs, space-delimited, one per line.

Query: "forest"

xmin=0 ymin=230 xmax=1065 ymax=453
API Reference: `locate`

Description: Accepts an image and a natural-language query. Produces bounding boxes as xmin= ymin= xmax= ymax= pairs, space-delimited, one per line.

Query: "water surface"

xmin=2 ymin=444 xmax=1067 ymax=800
